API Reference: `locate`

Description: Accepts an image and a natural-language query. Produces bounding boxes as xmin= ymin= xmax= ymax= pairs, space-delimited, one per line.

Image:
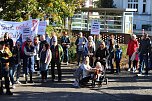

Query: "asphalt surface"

xmin=0 ymin=63 xmax=152 ymax=101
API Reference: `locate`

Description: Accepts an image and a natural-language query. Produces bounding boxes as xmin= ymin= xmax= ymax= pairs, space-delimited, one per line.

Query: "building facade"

xmin=113 ymin=0 xmax=152 ymax=31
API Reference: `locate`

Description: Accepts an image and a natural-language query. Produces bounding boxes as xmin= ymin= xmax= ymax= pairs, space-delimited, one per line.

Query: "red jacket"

xmin=127 ymin=39 xmax=139 ymax=56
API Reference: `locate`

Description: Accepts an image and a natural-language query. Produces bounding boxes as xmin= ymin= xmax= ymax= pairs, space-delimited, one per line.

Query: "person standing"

xmin=106 ymin=35 xmax=117 ymax=73
xmin=127 ymin=34 xmax=139 ymax=72
xmin=39 ymin=35 xmax=48 ymax=55
xmin=39 ymin=43 xmax=52 ymax=82
xmin=23 ymin=38 xmax=36 ymax=83
xmin=50 ymin=32 xmax=57 ymax=47
xmin=33 ymin=36 xmax=40 ymax=71
xmin=138 ymin=33 xmax=151 ymax=76
xmin=50 ymin=37 xmax=63 ymax=81
xmin=95 ymin=34 xmax=103 ymax=50
xmin=75 ymin=32 xmax=88 ymax=66
xmin=45 ymin=33 xmax=51 ymax=46
xmin=0 ymin=41 xmax=13 ymax=95
xmin=114 ymin=44 xmax=122 ymax=74
xmin=60 ymin=31 xmax=70 ymax=65
xmin=130 ymin=48 xmax=139 ymax=73
xmin=95 ymin=41 xmax=109 ymax=69
xmin=12 ymin=41 xmax=22 ymax=84
xmin=84 ymin=41 xmax=95 ymax=67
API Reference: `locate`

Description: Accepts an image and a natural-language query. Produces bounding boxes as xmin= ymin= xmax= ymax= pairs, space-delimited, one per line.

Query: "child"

xmin=130 ymin=48 xmax=139 ymax=73
xmin=94 ymin=62 xmax=104 ymax=81
xmin=114 ymin=44 xmax=122 ymax=74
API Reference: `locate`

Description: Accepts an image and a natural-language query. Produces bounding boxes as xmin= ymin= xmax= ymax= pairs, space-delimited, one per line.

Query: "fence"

xmin=72 ymin=30 xmax=152 ymax=44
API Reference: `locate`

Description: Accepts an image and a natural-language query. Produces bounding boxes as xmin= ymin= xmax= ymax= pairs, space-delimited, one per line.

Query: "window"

xmin=128 ymin=0 xmax=138 ymax=12
xmin=143 ymin=4 xmax=146 ymax=13
xmin=143 ymin=0 xmax=146 ymax=13
xmin=142 ymin=24 xmax=151 ymax=31
xmin=133 ymin=24 xmax=136 ymax=29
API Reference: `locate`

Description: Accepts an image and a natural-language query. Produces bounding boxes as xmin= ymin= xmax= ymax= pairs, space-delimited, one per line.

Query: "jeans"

xmin=77 ymin=51 xmax=85 ymax=65
xmin=116 ymin=60 xmax=120 ymax=73
xmin=9 ymin=66 xmax=16 ymax=85
xmin=108 ymin=52 xmax=114 ymax=73
xmin=62 ymin=47 xmax=69 ymax=62
xmin=139 ymin=54 xmax=149 ymax=74
xmin=15 ymin=64 xmax=21 ymax=81
xmin=9 ymin=64 xmax=21 ymax=85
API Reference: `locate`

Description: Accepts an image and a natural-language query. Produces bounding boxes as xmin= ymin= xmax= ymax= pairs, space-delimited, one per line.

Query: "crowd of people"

xmin=0 ymin=31 xmax=152 ymax=95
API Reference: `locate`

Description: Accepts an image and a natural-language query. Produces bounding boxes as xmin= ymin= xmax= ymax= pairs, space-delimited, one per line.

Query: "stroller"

xmin=91 ymin=60 xmax=108 ymax=87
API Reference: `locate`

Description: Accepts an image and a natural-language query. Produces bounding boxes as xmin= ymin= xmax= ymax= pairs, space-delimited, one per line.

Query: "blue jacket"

xmin=115 ymin=48 xmax=122 ymax=61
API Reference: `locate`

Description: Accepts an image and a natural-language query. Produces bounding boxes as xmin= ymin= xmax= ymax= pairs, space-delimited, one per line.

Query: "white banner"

xmin=0 ymin=19 xmax=39 ymax=43
xmin=91 ymin=20 xmax=100 ymax=35
xmin=38 ymin=21 xmax=47 ymax=35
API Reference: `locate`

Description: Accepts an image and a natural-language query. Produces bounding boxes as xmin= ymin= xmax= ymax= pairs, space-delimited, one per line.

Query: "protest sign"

xmin=38 ymin=21 xmax=47 ymax=35
xmin=91 ymin=20 xmax=100 ymax=35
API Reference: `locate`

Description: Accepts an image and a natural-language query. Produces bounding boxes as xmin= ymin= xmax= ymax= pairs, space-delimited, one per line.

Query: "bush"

xmin=68 ymin=42 xmax=77 ymax=62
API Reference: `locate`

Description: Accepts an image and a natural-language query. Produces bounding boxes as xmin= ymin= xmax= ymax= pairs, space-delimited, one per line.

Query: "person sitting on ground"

xmin=79 ymin=56 xmax=95 ymax=87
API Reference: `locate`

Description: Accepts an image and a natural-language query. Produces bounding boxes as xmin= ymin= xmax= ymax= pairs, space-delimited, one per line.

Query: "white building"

xmin=113 ymin=0 xmax=152 ymax=31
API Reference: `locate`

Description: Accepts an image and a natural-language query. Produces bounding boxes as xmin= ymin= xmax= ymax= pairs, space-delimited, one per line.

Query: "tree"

xmin=95 ymin=0 xmax=116 ymax=8
xmin=0 ymin=0 xmax=84 ymax=24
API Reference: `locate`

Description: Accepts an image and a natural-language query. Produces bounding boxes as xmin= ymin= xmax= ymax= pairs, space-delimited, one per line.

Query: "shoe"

xmin=6 ymin=91 xmax=13 ymax=95
xmin=15 ymin=80 xmax=21 ymax=84
xmin=9 ymin=82 xmax=12 ymax=86
xmin=23 ymin=74 xmax=25 ymax=77
xmin=137 ymin=73 xmax=143 ymax=76
xmin=58 ymin=78 xmax=61 ymax=82
xmin=66 ymin=62 xmax=69 ymax=65
xmin=12 ymin=85 xmax=16 ymax=89
xmin=28 ymin=81 xmax=34 ymax=83
xmin=128 ymin=68 xmax=131 ymax=72
xmin=135 ymin=70 xmax=139 ymax=73
xmin=52 ymin=79 xmax=54 ymax=82
xmin=0 ymin=91 xmax=4 ymax=95
xmin=44 ymin=79 xmax=47 ymax=83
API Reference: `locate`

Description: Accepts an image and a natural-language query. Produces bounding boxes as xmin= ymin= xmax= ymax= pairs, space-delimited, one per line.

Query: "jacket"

xmin=127 ymin=39 xmax=139 ymax=56
xmin=50 ymin=44 xmax=63 ymax=62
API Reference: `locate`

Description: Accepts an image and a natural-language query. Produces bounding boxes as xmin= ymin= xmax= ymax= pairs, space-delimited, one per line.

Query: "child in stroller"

xmin=92 ymin=62 xmax=108 ymax=87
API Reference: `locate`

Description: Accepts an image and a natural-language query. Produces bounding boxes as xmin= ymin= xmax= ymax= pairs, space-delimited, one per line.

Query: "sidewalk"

xmin=0 ymin=63 xmax=152 ymax=101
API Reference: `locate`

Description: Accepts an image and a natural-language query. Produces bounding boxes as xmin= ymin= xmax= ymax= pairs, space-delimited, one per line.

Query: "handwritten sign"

xmin=91 ymin=20 xmax=100 ymax=35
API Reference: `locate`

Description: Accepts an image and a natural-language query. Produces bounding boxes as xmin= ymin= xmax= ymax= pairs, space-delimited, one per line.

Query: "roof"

xmin=76 ymin=7 xmax=126 ymax=13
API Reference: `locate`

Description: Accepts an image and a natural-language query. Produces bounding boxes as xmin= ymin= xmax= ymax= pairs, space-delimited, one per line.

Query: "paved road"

xmin=0 ymin=64 xmax=152 ymax=101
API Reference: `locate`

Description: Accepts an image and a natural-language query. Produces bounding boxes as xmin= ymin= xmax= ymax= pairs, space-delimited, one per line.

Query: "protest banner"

xmin=38 ymin=21 xmax=47 ymax=35
xmin=0 ymin=19 xmax=39 ymax=43
xmin=91 ymin=20 xmax=100 ymax=35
